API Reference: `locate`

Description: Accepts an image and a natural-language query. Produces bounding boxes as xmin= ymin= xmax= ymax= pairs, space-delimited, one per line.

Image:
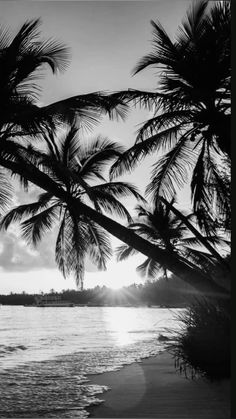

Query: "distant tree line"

xmin=0 ymin=276 xmax=196 ymax=307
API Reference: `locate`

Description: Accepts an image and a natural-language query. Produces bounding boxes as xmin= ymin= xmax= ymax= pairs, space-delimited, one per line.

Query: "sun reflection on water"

xmin=104 ymin=307 xmax=144 ymax=346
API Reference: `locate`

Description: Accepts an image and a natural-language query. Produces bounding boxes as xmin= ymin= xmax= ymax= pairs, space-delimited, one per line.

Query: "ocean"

xmin=0 ymin=305 xmax=183 ymax=418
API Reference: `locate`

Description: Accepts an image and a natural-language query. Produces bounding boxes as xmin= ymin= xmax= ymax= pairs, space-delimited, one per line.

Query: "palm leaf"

xmin=55 ymin=211 xmax=70 ymax=278
xmin=110 ymin=89 xmax=164 ymax=111
xmin=87 ymin=189 xmax=133 ymax=223
xmin=128 ymin=222 xmax=162 ymax=243
xmin=110 ymin=124 xmax=182 ymax=180
xmin=182 ymin=247 xmax=217 ymax=274
xmin=116 ymin=243 xmax=138 ymax=261
xmin=21 ymin=204 xmax=59 ymax=246
xmin=60 ymin=123 xmax=80 ymax=166
xmin=133 ymin=19 xmax=179 ymax=75
xmin=55 ymin=211 xmax=88 ymax=289
xmin=146 ymin=138 xmax=196 ymax=202
xmin=0 ymin=169 xmax=12 ymax=213
xmin=136 ymin=257 xmax=161 ymax=279
xmin=87 ymin=221 xmax=112 ymax=270
xmin=190 ymin=141 xmax=210 ymax=213
xmin=176 ymin=0 xmax=208 ymax=46
xmin=0 ymin=196 xmax=52 ymax=230
xmin=136 ymin=110 xmax=191 ymax=142
xmin=43 ymin=92 xmax=128 ymax=128
xmin=89 ymin=182 xmax=145 ymax=203
xmin=79 ymin=137 xmax=124 ymax=180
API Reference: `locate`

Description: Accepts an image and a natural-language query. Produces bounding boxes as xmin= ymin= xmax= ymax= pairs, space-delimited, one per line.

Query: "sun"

xmin=85 ymin=257 xmax=144 ymax=290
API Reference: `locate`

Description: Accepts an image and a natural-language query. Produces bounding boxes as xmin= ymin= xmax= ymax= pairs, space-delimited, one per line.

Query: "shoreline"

xmin=87 ymin=351 xmax=230 ymax=418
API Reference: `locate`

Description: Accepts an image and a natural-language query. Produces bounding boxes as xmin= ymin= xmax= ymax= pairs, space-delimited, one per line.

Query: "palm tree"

xmin=0 ymin=18 xmax=127 ymax=149
xmin=116 ymin=200 xmax=230 ymax=285
xmin=0 ymin=139 xmax=229 ymax=296
xmin=0 ymin=17 xmax=229 ymax=297
xmin=110 ymin=1 xmax=231 ymax=233
xmin=0 ymin=125 xmax=145 ymax=289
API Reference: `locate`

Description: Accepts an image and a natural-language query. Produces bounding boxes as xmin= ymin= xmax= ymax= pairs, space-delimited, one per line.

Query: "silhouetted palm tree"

xmin=111 ymin=1 xmax=231 ymax=233
xmin=0 ymin=137 xmax=229 ymax=295
xmin=116 ymin=200 xmax=230 ymax=283
xmin=0 ymin=126 xmax=144 ymax=289
xmin=0 ymin=18 xmax=127 ymax=175
xmin=0 ymin=17 xmax=229 ymax=297
xmin=1 ymin=19 xmax=128 ymax=129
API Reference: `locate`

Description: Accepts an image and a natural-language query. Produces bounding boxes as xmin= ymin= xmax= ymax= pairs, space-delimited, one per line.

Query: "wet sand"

xmin=87 ymin=351 xmax=230 ymax=418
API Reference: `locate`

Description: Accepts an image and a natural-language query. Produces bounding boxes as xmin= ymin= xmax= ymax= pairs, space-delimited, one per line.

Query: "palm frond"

xmin=90 ymin=182 xmax=145 ymax=203
xmin=179 ymin=234 xmax=229 ymax=249
xmin=29 ymin=37 xmax=70 ymax=74
xmin=55 ymin=211 xmax=88 ymax=289
xmin=133 ymin=19 xmax=178 ymax=75
xmin=110 ymin=89 xmax=164 ymax=111
xmin=87 ymin=221 xmax=112 ymax=270
xmin=190 ymin=141 xmax=210 ymax=213
xmin=21 ymin=204 xmax=59 ymax=246
xmin=1 ymin=98 xmax=55 ymax=135
xmin=182 ymin=247 xmax=216 ymax=274
xmin=0 ymin=24 xmax=13 ymax=50
xmin=207 ymin=159 xmax=231 ymax=226
xmin=146 ymin=138 xmax=196 ymax=202
xmin=0 ymin=169 xmax=12 ymax=213
xmin=79 ymin=137 xmax=124 ymax=180
xmin=128 ymin=222 xmax=162 ymax=243
xmin=176 ymin=0 xmax=208 ymax=46
xmin=43 ymin=92 xmax=128 ymax=128
xmin=0 ymin=197 xmax=51 ymax=230
xmin=87 ymin=189 xmax=133 ymax=223
xmin=0 ymin=19 xmax=70 ymax=104
xmin=61 ymin=123 xmax=80 ymax=166
xmin=110 ymin=125 xmax=182 ymax=180
xmin=136 ymin=257 xmax=161 ymax=279
xmin=116 ymin=243 xmax=138 ymax=262
xmin=136 ymin=110 xmax=191 ymax=142
xmin=55 ymin=211 xmax=70 ymax=278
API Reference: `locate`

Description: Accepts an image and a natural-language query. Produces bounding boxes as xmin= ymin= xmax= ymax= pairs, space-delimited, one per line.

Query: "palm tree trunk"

xmin=0 ymin=155 xmax=230 ymax=298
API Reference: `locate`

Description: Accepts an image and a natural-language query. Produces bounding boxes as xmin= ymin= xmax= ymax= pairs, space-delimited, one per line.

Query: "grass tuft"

xmin=168 ymin=298 xmax=230 ymax=381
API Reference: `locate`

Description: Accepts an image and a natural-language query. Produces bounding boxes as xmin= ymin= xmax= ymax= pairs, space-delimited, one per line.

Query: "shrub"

xmin=169 ymin=298 xmax=230 ymax=380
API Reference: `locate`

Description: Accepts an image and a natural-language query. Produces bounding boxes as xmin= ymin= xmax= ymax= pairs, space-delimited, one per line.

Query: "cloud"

xmin=0 ymin=230 xmax=56 ymax=272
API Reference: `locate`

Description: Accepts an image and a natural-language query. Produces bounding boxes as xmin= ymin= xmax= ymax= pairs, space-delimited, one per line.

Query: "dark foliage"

xmin=111 ymin=1 xmax=231 ymax=234
xmin=169 ymin=298 xmax=230 ymax=380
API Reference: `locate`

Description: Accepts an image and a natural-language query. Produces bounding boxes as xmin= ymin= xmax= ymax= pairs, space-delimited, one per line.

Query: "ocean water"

xmin=0 ymin=305 xmax=183 ymax=418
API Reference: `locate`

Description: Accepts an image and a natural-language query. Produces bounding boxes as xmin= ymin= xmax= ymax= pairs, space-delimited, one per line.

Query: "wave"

xmin=0 ymin=339 xmax=162 ymax=418
xmin=0 ymin=345 xmax=28 ymax=357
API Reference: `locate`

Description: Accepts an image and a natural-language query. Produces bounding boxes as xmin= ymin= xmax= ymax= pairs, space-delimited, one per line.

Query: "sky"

xmin=0 ymin=0 xmax=191 ymax=294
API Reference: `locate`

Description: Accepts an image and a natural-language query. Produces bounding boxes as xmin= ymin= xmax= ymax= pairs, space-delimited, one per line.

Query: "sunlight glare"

xmin=104 ymin=307 xmax=139 ymax=346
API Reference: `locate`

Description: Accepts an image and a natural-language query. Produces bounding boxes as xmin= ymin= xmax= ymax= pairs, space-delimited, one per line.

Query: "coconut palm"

xmin=0 ymin=137 xmax=229 ymax=296
xmin=110 ymin=1 xmax=231 ymax=233
xmin=116 ymin=200 xmax=230 ymax=283
xmin=0 ymin=125 xmax=145 ymax=289
xmin=0 ymin=17 xmax=229 ymax=297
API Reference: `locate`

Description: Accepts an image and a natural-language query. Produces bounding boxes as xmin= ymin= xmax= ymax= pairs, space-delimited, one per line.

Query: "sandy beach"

xmin=88 ymin=351 xmax=230 ymax=419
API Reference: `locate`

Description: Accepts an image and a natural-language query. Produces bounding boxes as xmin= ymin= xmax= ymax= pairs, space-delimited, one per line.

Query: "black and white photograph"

xmin=0 ymin=1 xmax=231 ymax=418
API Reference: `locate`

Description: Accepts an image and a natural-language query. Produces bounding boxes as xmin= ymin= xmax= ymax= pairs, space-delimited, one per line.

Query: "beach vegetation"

xmin=169 ymin=297 xmax=230 ymax=380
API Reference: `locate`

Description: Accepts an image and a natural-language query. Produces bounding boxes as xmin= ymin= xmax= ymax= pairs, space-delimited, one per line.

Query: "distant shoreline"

xmin=87 ymin=351 xmax=230 ymax=418
xmin=0 ymin=303 xmax=186 ymax=308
